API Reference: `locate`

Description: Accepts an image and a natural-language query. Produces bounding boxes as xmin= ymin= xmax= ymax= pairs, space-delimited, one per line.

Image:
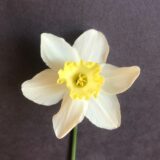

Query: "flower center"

xmin=74 ymin=73 xmax=87 ymax=87
xmin=57 ymin=60 xmax=104 ymax=100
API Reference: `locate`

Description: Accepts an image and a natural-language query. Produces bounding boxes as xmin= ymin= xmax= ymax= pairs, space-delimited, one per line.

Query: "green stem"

xmin=71 ymin=126 xmax=78 ymax=160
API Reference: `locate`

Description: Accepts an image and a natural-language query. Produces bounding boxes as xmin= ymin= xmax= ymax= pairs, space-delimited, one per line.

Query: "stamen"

xmin=75 ymin=73 xmax=87 ymax=87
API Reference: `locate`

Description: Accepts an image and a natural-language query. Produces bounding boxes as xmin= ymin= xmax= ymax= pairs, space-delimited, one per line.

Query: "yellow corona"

xmin=57 ymin=60 xmax=104 ymax=100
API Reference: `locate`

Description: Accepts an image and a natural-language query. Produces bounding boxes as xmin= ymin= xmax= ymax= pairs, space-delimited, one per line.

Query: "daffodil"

xmin=21 ymin=29 xmax=140 ymax=139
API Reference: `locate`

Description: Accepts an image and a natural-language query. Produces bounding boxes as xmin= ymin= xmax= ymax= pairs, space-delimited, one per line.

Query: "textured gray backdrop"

xmin=0 ymin=0 xmax=160 ymax=160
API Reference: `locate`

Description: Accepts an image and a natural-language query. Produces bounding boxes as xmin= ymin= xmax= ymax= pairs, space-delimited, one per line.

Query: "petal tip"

xmin=135 ymin=66 xmax=141 ymax=73
xmin=87 ymin=28 xmax=98 ymax=33
xmin=110 ymin=116 xmax=121 ymax=130
xmin=41 ymin=32 xmax=49 ymax=37
xmin=21 ymin=81 xmax=28 ymax=96
xmin=41 ymin=33 xmax=52 ymax=42
xmin=83 ymin=29 xmax=102 ymax=36
xmin=108 ymin=119 xmax=121 ymax=130
xmin=115 ymin=120 xmax=121 ymax=129
xmin=132 ymin=66 xmax=141 ymax=78
xmin=52 ymin=116 xmax=66 ymax=139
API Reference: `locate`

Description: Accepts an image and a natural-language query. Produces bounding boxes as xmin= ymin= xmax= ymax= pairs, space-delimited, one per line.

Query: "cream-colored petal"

xmin=21 ymin=69 xmax=65 ymax=106
xmin=52 ymin=95 xmax=88 ymax=139
xmin=41 ymin=33 xmax=80 ymax=71
xmin=86 ymin=91 xmax=121 ymax=129
xmin=101 ymin=64 xmax=140 ymax=95
xmin=73 ymin=29 xmax=109 ymax=63
xmin=101 ymin=63 xmax=117 ymax=71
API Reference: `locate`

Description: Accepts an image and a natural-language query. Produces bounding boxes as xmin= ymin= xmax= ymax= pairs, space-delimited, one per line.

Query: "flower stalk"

xmin=71 ymin=126 xmax=78 ymax=160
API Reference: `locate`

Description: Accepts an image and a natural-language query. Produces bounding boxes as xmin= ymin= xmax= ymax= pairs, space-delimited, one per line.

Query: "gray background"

xmin=0 ymin=0 xmax=159 ymax=160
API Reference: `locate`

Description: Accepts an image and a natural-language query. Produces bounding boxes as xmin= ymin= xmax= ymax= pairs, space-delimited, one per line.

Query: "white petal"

xmin=21 ymin=69 xmax=65 ymax=106
xmin=52 ymin=95 xmax=88 ymax=139
xmin=101 ymin=63 xmax=117 ymax=70
xmin=101 ymin=64 xmax=141 ymax=95
xmin=41 ymin=33 xmax=80 ymax=71
xmin=86 ymin=91 xmax=121 ymax=129
xmin=73 ymin=29 xmax=109 ymax=63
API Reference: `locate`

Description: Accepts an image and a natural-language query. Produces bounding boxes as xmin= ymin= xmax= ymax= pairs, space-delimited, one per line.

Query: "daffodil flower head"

xmin=21 ymin=29 xmax=140 ymax=139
